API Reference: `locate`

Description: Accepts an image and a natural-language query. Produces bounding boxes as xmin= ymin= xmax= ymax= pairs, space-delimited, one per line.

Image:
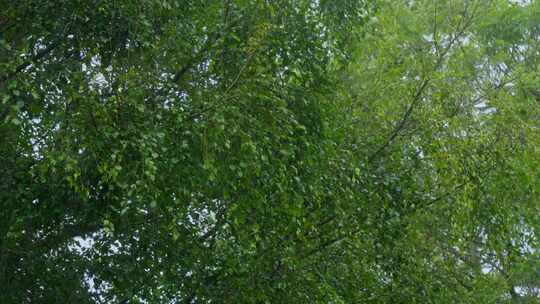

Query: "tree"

xmin=1 ymin=0 xmax=539 ymax=303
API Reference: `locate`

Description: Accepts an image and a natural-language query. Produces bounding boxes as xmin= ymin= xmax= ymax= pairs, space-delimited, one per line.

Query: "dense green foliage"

xmin=2 ymin=0 xmax=540 ymax=303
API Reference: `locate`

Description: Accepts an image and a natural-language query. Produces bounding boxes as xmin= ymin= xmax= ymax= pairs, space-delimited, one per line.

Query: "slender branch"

xmin=1 ymin=41 xmax=60 ymax=83
xmin=367 ymin=3 xmax=478 ymax=163
xmin=302 ymin=158 xmax=497 ymax=260
xmin=367 ymin=78 xmax=430 ymax=162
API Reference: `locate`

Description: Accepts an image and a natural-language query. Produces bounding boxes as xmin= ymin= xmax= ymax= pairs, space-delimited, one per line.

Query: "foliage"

xmin=1 ymin=0 xmax=540 ymax=303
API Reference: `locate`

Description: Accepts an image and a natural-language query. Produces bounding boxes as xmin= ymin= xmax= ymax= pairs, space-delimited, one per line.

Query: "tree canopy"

xmin=1 ymin=0 xmax=540 ymax=303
